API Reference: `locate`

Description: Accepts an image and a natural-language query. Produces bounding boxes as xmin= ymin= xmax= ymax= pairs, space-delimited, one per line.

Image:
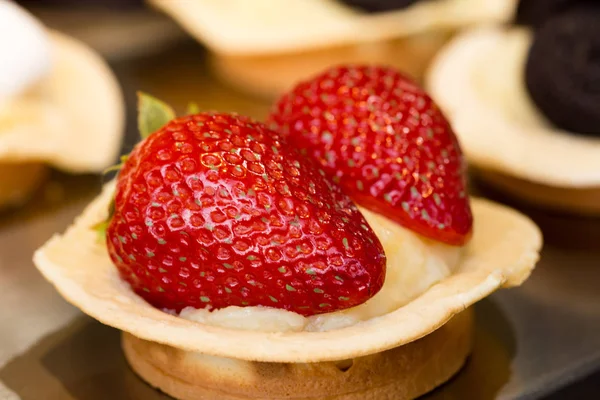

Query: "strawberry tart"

xmin=427 ymin=2 xmax=600 ymax=214
xmin=35 ymin=66 xmax=541 ymax=399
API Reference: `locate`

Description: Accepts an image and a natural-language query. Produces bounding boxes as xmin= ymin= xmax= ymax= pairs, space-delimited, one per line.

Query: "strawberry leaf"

xmin=186 ymin=102 xmax=200 ymax=115
xmin=92 ymin=198 xmax=115 ymax=241
xmin=103 ymin=155 xmax=129 ymax=175
xmin=137 ymin=92 xmax=176 ymax=139
xmin=92 ymin=220 xmax=109 ymax=243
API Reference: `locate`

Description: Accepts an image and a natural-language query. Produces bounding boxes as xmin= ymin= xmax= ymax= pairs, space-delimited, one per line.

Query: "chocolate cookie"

xmin=524 ymin=7 xmax=600 ymax=136
xmin=17 ymin=0 xmax=144 ymax=9
xmin=515 ymin=0 xmax=593 ymax=28
xmin=339 ymin=0 xmax=422 ymax=13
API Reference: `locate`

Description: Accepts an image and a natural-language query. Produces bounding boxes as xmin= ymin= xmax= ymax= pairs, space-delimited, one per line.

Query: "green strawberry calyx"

xmin=137 ymin=92 xmax=176 ymax=139
xmin=93 ymin=92 xmax=196 ymax=241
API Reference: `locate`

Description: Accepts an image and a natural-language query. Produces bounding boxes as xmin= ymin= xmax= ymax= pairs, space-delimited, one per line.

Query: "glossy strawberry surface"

xmin=107 ymin=112 xmax=386 ymax=316
xmin=268 ymin=65 xmax=473 ymax=245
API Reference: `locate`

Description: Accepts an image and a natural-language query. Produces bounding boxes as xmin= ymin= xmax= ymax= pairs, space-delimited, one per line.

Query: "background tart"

xmin=427 ymin=28 xmax=600 ymax=214
xmin=0 ymin=31 xmax=124 ymax=207
xmin=149 ymin=0 xmax=517 ymax=97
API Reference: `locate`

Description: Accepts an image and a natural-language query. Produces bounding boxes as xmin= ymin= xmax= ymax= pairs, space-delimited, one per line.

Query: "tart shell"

xmin=148 ymin=0 xmax=516 ymax=55
xmin=0 ymin=30 xmax=124 ymax=208
xmin=123 ymin=308 xmax=473 ymax=400
xmin=0 ymin=30 xmax=124 ymax=173
xmin=0 ymin=162 xmax=47 ymax=208
xmin=427 ymin=28 xmax=600 ymax=189
xmin=149 ymin=0 xmax=516 ymax=98
xmin=33 ymin=182 xmax=541 ymax=363
xmin=476 ymin=169 xmax=600 ymax=216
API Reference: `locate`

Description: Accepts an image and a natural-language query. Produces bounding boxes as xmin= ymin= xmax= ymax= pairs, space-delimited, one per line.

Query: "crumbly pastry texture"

xmin=122 ymin=308 xmax=473 ymax=400
xmin=0 ymin=31 xmax=124 ymax=172
xmin=149 ymin=0 xmax=517 ymax=55
xmin=34 ymin=181 xmax=540 ymax=363
xmin=427 ymin=28 xmax=600 ymax=188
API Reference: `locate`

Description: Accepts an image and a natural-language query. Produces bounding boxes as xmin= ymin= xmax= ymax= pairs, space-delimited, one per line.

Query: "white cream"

xmin=180 ymin=208 xmax=462 ymax=332
xmin=0 ymin=0 xmax=52 ymax=103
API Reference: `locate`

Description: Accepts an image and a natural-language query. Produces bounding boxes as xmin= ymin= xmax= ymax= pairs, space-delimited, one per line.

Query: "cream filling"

xmin=0 ymin=1 xmax=52 ymax=104
xmin=470 ymin=30 xmax=550 ymax=129
xmin=180 ymin=207 xmax=461 ymax=332
xmin=427 ymin=28 xmax=600 ymax=187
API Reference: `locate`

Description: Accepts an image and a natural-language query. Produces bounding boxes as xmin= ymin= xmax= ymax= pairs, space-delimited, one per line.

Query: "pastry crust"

xmin=151 ymin=0 xmax=516 ymax=98
xmin=123 ymin=308 xmax=473 ymax=400
xmin=0 ymin=162 xmax=47 ymax=208
xmin=427 ymin=28 xmax=600 ymax=188
xmin=33 ymin=182 xmax=541 ymax=363
xmin=210 ymin=31 xmax=451 ymax=98
xmin=0 ymin=30 xmax=124 ymax=173
xmin=148 ymin=0 xmax=516 ymax=55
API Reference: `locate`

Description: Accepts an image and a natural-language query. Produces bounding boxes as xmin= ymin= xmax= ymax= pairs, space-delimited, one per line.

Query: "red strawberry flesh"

xmin=106 ymin=112 xmax=386 ymax=316
xmin=268 ymin=65 xmax=473 ymax=245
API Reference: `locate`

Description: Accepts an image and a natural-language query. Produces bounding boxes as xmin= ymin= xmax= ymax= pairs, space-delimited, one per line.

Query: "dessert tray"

xmin=0 ymin=39 xmax=598 ymax=400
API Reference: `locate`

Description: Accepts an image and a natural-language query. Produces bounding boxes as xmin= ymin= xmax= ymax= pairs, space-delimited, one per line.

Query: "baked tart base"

xmin=209 ymin=31 xmax=452 ymax=99
xmin=0 ymin=162 xmax=47 ymax=208
xmin=123 ymin=309 xmax=473 ymax=400
xmin=477 ymin=169 xmax=600 ymax=216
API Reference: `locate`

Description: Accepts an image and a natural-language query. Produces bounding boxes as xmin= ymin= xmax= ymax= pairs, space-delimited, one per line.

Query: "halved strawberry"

xmin=268 ymin=65 xmax=473 ymax=246
xmin=106 ymin=95 xmax=386 ymax=316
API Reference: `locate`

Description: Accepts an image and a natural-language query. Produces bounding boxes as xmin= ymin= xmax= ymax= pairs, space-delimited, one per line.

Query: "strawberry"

xmin=106 ymin=95 xmax=386 ymax=316
xmin=267 ymin=65 xmax=472 ymax=246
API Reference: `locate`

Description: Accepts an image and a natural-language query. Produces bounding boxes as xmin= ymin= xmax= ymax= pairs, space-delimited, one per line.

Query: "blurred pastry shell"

xmin=0 ymin=31 xmax=124 ymax=207
xmin=427 ymin=28 xmax=600 ymax=215
xmin=149 ymin=0 xmax=518 ymax=97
